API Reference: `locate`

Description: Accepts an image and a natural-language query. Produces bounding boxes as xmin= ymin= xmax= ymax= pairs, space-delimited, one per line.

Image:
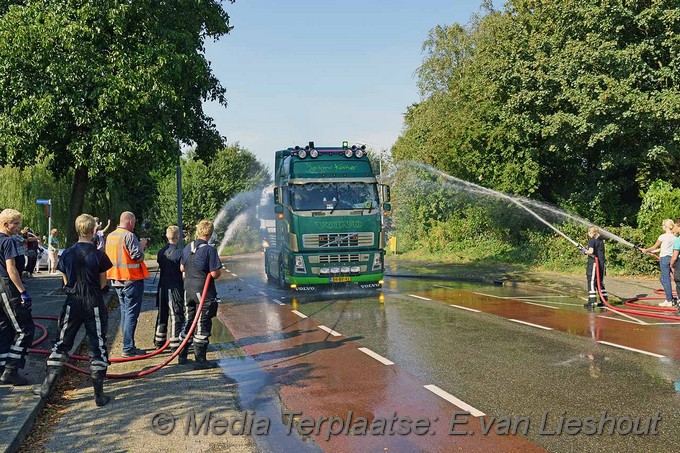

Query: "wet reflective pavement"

xmin=213 ymin=255 xmax=680 ymax=452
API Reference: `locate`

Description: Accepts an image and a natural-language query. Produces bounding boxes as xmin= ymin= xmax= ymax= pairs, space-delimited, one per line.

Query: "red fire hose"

xmin=594 ymin=257 xmax=680 ymax=320
xmin=28 ymin=274 xmax=213 ymax=379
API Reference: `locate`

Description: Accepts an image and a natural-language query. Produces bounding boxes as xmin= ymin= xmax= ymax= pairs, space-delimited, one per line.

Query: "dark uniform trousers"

xmin=180 ymin=287 xmax=217 ymax=348
xmin=47 ymin=295 xmax=109 ymax=376
xmin=0 ymin=277 xmax=35 ymax=370
xmin=587 ymin=261 xmax=608 ymax=304
xmin=180 ymin=242 xmax=218 ymax=350
xmin=154 ymin=286 xmax=184 ymax=349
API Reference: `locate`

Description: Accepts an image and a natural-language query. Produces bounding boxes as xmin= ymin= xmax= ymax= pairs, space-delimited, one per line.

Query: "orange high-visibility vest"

xmin=105 ymin=228 xmax=149 ymax=281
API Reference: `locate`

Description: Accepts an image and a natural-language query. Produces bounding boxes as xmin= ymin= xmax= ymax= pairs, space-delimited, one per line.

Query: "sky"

xmin=203 ymin=0 xmax=488 ymax=173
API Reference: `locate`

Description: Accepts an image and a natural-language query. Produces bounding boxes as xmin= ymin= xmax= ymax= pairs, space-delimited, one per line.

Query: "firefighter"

xmin=0 ymin=209 xmax=34 ymax=386
xmin=583 ymin=226 xmax=608 ymax=309
xmin=178 ymin=220 xmax=222 ymax=368
xmin=34 ymin=214 xmax=113 ymax=406
xmin=154 ymin=226 xmax=184 ymax=351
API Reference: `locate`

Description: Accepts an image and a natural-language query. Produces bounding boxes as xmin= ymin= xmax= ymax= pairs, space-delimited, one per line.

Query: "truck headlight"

xmin=340 ymin=266 xmax=350 ymax=273
xmin=350 ymin=266 xmax=360 ymax=273
xmin=372 ymin=254 xmax=382 ymax=270
xmin=295 ymin=256 xmax=306 ymax=273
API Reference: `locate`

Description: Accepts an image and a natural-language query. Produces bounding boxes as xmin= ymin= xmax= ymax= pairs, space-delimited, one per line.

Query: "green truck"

xmin=262 ymin=142 xmax=391 ymax=290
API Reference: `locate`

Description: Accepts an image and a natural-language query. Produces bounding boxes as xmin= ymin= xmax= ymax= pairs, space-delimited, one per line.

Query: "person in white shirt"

xmin=642 ymin=219 xmax=677 ymax=307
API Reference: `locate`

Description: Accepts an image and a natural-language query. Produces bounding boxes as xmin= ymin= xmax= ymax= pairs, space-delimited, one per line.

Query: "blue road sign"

xmin=36 ymin=199 xmax=51 ymax=205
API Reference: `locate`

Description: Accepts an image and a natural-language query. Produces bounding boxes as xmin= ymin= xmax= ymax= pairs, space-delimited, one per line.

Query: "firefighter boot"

xmin=177 ymin=344 xmax=189 ymax=365
xmin=193 ymin=344 xmax=217 ymax=369
xmin=33 ymin=367 xmax=60 ymax=398
xmin=0 ymin=367 xmax=28 ymax=386
xmin=92 ymin=371 xmax=110 ymax=407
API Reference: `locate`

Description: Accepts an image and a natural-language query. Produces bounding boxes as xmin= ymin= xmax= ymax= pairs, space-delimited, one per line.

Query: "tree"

xmin=394 ymin=0 xmax=680 ymax=225
xmin=154 ymin=144 xmax=270 ymax=239
xmin=0 ymin=0 xmax=234 ymax=242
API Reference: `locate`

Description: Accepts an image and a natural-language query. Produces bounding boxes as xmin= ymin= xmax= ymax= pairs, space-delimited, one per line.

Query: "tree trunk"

xmin=66 ymin=166 xmax=89 ymax=245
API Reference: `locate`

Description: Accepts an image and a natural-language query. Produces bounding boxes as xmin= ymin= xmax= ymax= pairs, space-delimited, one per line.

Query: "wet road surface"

xmin=213 ymin=254 xmax=680 ymax=452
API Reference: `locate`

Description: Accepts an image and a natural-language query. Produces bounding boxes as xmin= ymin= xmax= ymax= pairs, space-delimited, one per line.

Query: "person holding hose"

xmin=34 ymin=214 xmax=113 ymax=406
xmin=178 ymin=220 xmax=222 ymax=368
xmin=669 ymin=219 xmax=680 ymax=312
xmin=582 ymin=226 xmax=608 ymax=309
xmin=641 ymin=219 xmax=677 ymax=307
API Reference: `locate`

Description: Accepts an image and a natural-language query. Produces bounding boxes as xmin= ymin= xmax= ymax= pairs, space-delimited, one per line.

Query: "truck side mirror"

xmin=274 ymin=205 xmax=284 ymax=214
xmin=383 ymin=203 xmax=391 ymax=212
xmin=380 ymin=185 xmax=391 ymax=202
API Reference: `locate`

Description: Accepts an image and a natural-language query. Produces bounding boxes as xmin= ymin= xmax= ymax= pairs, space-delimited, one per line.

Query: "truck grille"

xmin=303 ymin=232 xmax=374 ymax=248
xmin=318 ymin=254 xmax=362 ymax=263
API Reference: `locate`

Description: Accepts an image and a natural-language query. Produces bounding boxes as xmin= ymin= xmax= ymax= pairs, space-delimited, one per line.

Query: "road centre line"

xmin=521 ymin=301 xmax=559 ymax=309
xmin=597 ymin=341 xmax=665 ymax=358
xmin=291 ymin=310 xmax=307 ymax=318
xmin=509 ymin=319 xmax=553 ymax=331
xmin=424 ymin=385 xmax=485 ymax=417
xmin=408 ymin=294 xmax=432 ymax=301
xmin=273 ymin=300 xmax=285 ymax=305
xmin=358 ymin=347 xmax=394 ymax=365
xmin=512 ymin=295 xmax=568 ymax=299
xmin=473 ymin=292 xmax=504 ymax=299
xmin=318 ymin=325 xmax=342 ymax=337
xmin=231 ymin=273 xmax=238 ymax=277
xmin=596 ymin=315 xmax=644 ymax=325
xmin=602 ymin=307 xmax=648 ymax=325
xmin=258 ymin=291 xmax=267 ymax=296
xmin=516 ymin=300 xmax=583 ymax=307
xmin=449 ymin=304 xmax=481 ymax=313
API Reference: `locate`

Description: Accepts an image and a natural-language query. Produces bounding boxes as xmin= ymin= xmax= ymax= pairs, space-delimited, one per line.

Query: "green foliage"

xmin=394 ymin=0 xmax=680 ymax=225
xmin=0 ymin=162 xmax=70 ymax=240
xmin=153 ymin=143 xmax=270 ymax=247
xmin=0 ymin=0 xmax=235 ymax=241
xmin=389 ymin=164 xmax=659 ymax=275
xmin=636 ymin=180 xmax=680 ymax=244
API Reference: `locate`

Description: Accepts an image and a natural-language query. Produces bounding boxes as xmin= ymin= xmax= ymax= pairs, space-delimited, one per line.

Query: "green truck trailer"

xmin=262 ymin=142 xmax=391 ymax=290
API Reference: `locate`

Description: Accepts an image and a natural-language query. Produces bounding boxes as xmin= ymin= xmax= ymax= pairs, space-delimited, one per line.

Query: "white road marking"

xmin=602 ymin=307 xmax=648 ymax=325
xmin=247 ymin=284 xmax=255 ymax=289
xmin=514 ymin=295 xmax=568 ymax=299
xmin=231 ymin=273 xmax=238 ymax=277
xmin=648 ymin=321 xmax=680 ymax=326
xmin=318 ymin=325 xmax=342 ymax=337
xmin=449 ymin=304 xmax=481 ymax=313
xmin=473 ymin=292 xmax=504 ymax=299
xmin=358 ymin=347 xmax=394 ymax=365
xmin=408 ymin=294 xmax=431 ymax=301
xmin=509 ymin=319 xmax=553 ymax=331
xmin=258 ymin=291 xmax=267 ymax=296
xmin=273 ymin=300 xmax=285 ymax=306
xmin=597 ymin=341 xmax=665 ymax=358
xmin=291 ymin=310 xmax=307 ymax=318
xmin=596 ymin=315 xmax=643 ymax=325
xmin=522 ymin=301 xmax=559 ymax=310
xmin=424 ymin=385 xmax=485 ymax=417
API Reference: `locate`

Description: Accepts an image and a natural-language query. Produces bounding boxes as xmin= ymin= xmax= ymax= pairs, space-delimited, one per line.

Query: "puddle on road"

xmin=215 ymin=349 xmax=322 ymax=453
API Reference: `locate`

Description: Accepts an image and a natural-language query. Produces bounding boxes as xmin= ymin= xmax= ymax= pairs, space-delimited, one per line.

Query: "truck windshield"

xmin=291 ymin=183 xmax=379 ymax=211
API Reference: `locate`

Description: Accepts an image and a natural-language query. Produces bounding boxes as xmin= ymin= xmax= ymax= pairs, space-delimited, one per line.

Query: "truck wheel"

xmin=278 ymin=261 xmax=287 ymax=290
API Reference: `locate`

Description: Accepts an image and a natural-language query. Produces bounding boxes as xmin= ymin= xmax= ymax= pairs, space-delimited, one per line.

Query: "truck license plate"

xmin=330 ymin=276 xmax=351 ymax=282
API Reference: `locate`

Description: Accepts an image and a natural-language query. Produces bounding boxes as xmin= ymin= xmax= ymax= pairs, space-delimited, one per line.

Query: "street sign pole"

xmin=36 ymin=198 xmax=52 ymax=241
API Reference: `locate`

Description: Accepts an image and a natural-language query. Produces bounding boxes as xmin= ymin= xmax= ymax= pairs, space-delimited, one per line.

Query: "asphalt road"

xmin=215 ymin=254 xmax=680 ymax=453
